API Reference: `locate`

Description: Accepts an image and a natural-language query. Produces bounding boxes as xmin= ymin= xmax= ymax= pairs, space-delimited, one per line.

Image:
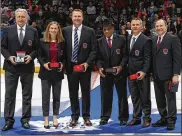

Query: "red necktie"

xmin=157 ymin=37 xmax=161 ymax=49
xmin=107 ymin=37 xmax=112 ymax=48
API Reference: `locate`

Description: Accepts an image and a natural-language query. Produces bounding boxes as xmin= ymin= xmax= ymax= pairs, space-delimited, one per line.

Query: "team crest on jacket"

xmin=28 ymin=40 xmax=32 ymax=46
xmin=60 ymin=50 xmax=63 ymax=56
xmin=135 ymin=50 xmax=139 ymax=56
xmin=116 ymin=49 xmax=120 ymax=54
xmin=83 ymin=43 xmax=87 ymax=48
xmin=163 ymin=48 xmax=168 ymax=54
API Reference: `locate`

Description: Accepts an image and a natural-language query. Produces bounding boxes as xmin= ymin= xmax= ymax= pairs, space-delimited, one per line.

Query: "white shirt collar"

xmin=106 ymin=34 xmax=113 ymax=40
xmin=72 ymin=24 xmax=82 ymax=31
xmin=158 ymin=32 xmax=166 ymax=40
xmin=17 ymin=24 xmax=26 ymax=30
xmin=132 ymin=32 xmax=141 ymax=40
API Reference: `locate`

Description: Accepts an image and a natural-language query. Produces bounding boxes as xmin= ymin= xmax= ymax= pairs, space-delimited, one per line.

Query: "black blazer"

xmin=1 ymin=25 xmax=39 ymax=73
xmin=127 ymin=33 xmax=152 ymax=75
xmin=97 ymin=34 xmax=128 ymax=76
xmin=152 ymin=33 xmax=181 ymax=80
xmin=62 ymin=25 xmax=97 ymax=73
xmin=37 ymin=40 xmax=65 ymax=80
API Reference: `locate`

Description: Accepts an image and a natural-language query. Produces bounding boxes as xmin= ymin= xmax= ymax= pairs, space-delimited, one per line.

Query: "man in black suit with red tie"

xmin=62 ymin=9 xmax=97 ymax=127
xmin=127 ymin=18 xmax=152 ymax=128
xmin=1 ymin=8 xmax=39 ymax=131
xmin=97 ymin=19 xmax=129 ymax=126
xmin=151 ymin=19 xmax=181 ymax=130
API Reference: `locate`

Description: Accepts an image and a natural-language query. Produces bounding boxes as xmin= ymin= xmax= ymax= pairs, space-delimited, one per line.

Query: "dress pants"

xmin=100 ymin=75 xmax=129 ymax=121
xmin=153 ymin=78 xmax=177 ymax=124
xmin=128 ymin=76 xmax=151 ymax=122
xmin=41 ymin=80 xmax=62 ymax=116
xmin=4 ymin=71 xmax=33 ymax=124
xmin=67 ymin=71 xmax=91 ymax=120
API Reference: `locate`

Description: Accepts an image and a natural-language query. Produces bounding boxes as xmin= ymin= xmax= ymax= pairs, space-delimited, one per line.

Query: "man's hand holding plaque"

xmin=8 ymin=56 xmax=17 ymax=65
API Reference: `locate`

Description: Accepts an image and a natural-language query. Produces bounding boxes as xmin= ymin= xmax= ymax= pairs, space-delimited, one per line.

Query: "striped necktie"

xmin=72 ymin=27 xmax=79 ymax=62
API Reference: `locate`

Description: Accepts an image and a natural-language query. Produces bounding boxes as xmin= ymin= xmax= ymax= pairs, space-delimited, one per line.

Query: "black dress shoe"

xmin=127 ymin=119 xmax=141 ymax=126
xmin=167 ymin=124 xmax=175 ymax=130
xmin=22 ymin=122 xmax=30 ymax=129
xmin=44 ymin=125 xmax=50 ymax=129
xmin=53 ymin=123 xmax=60 ymax=129
xmin=120 ymin=120 xmax=127 ymax=126
xmin=84 ymin=119 xmax=92 ymax=126
xmin=99 ymin=119 xmax=108 ymax=125
xmin=69 ymin=119 xmax=78 ymax=127
xmin=2 ymin=123 xmax=13 ymax=131
xmin=152 ymin=119 xmax=167 ymax=127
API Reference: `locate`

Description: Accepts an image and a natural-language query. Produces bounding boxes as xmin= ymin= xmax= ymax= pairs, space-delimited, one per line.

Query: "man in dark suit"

xmin=127 ymin=18 xmax=152 ymax=128
xmin=1 ymin=8 xmax=39 ymax=131
xmin=97 ymin=19 xmax=129 ymax=126
xmin=62 ymin=9 xmax=97 ymax=127
xmin=151 ymin=19 xmax=181 ymax=130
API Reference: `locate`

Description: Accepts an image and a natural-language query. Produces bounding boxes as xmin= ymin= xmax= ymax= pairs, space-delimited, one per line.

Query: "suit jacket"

xmin=127 ymin=33 xmax=152 ymax=75
xmin=62 ymin=25 xmax=97 ymax=73
xmin=152 ymin=33 xmax=181 ymax=80
xmin=1 ymin=25 xmax=39 ymax=73
xmin=37 ymin=40 xmax=65 ymax=80
xmin=97 ymin=34 xmax=128 ymax=76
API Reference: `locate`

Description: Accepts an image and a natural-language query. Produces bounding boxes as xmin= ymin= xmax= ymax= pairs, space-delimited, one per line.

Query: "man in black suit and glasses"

xmin=62 ymin=9 xmax=97 ymax=127
xmin=1 ymin=8 xmax=39 ymax=131
xmin=127 ymin=18 xmax=152 ymax=128
xmin=151 ymin=19 xmax=181 ymax=130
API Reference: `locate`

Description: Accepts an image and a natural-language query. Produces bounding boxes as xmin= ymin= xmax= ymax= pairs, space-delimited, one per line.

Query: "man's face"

xmin=15 ymin=11 xmax=27 ymax=27
xmin=131 ymin=20 xmax=142 ymax=35
xmin=155 ymin=20 xmax=167 ymax=36
xmin=72 ymin=11 xmax=83 ymax=27
xmin=103 ymin=25 xmax=114 ymax=38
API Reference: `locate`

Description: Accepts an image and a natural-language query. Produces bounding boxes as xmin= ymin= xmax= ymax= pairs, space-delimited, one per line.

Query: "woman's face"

xmin=49 ymin=24 xmax=59 ymax=37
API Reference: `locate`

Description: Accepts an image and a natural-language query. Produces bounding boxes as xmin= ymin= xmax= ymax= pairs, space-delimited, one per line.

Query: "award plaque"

xmin=105 ymin=68 xmax=117 ymax=74
xmin=73 ymin=65 xmax=85 ymax=72
xmin=48 ymin=62 xmax=61 ymax=70
xmin=14 ymin=51 xmax=26 ymax=64
xmin=129 ymin=73 xmax=140 ymax=80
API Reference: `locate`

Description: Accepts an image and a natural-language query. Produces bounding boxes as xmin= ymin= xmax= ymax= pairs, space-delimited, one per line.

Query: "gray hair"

xmin=15 ymin=8 xmax=28 ymax=17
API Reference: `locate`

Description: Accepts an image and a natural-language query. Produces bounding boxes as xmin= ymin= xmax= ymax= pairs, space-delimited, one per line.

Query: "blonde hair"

xmin=44 ymin=21 xmax=64 ymax=43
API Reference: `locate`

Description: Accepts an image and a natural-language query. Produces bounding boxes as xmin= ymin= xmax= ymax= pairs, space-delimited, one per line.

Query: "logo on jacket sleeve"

xmin=116 ymin=49 xmax=120 ymax=54
xmin=28 ymin=40 xmax=32 ymax=46
xmin=135 ymin=50 xmax=140 ymax=56
xmin=83 ymin=43 xmax=87 ymax=48
xmin=163 ymin=48 xmax=168 ymax=54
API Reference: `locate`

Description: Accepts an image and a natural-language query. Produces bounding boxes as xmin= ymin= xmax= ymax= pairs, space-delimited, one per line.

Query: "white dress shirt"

xmin=17 ymin=25 xmax=26 ymax=39
xmin=72 ymin=24 xmax=82 ymax=52
xmin=106 ymin=34 xmax=113 ymax=45
xmin=157 ymin=32 xmax=166 ymax=44
xmin=130 ymin=32 xmax=141 ymax=49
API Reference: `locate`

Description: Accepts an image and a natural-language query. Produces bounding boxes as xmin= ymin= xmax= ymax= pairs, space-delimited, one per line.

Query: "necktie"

xmin=72 ymin=27 xmax=79 ymax=62
xmin=157 ymin=37 xmax=161 ymax=49
xmin=107 ymin=37 xmax=112 ymax=48
xmin=130 ymin=37 xmax=136 ymax=51
xmin=19 ymin=27 xmax=24 ymax=45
